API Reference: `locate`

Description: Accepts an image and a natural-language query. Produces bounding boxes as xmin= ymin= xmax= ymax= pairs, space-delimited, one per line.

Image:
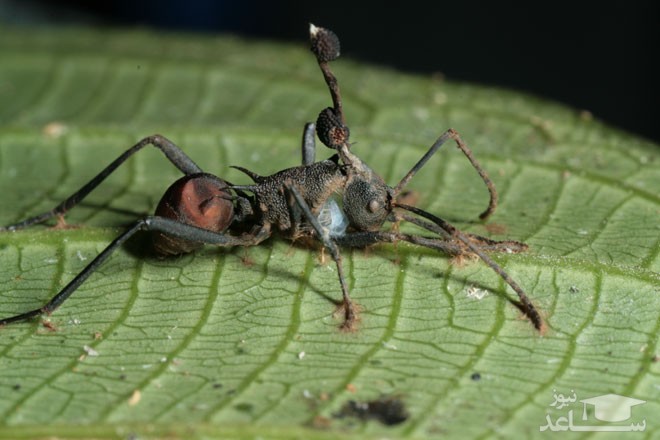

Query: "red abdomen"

xmin=153 ymin=173 xmax=234 ymax=256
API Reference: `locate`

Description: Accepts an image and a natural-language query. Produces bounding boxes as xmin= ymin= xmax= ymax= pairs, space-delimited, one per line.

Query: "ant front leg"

xmin=334 ymin=228 xmax=528 ymax=263
xmin=399 ymin=212 xmax=528 ymax=254
xmin=0 ymin=216 xmax=271 ymax=326
xmin=394 ymin=128 xmax=498 ymax=220
xmin=396 ymin=204 xmax=543 ymax=332
xmin=285 ymin=183 xmax=357 ymax=331
xmin=1 ymin=135 xmax=202 ymax=232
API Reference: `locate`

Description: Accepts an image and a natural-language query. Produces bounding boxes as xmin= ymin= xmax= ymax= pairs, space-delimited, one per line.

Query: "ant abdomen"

xmin=153 ymin=173 xmax=234 ymax=256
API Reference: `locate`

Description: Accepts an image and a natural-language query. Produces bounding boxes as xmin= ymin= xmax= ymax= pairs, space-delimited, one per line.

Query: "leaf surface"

xmin=0 ymin=26 xmax=658 ymax=439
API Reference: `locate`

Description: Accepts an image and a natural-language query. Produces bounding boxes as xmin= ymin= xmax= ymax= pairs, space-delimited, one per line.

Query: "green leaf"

xmin=1 ymin=26 xmax=659 ymax=439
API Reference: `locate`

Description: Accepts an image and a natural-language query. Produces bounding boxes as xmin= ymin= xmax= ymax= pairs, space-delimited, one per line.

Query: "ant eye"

xmin=368 ymin=199 xmax=381 ymax=213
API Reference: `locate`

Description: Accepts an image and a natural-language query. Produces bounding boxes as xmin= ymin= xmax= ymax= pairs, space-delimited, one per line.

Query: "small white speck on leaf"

xmin=382 ymin=341 xmax=397 ymax=350
xmin=83 ymin=345 xmax=99 ymax=357
xmin=42 ymin=121 xmax=68 ymax=138
xmin=466 ymin=285 xmax=489 ymax=300
xmin=413 ymin=107 xmax=429 ymax=121
xmin=128 ymin=389 xmax=141 ymax=406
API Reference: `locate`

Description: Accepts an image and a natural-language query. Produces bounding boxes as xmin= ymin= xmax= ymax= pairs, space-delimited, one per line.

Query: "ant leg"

xmin=394 ymin=128 xmax=498 ymax=220
xmin=336 ymin=229 xmax=527 ymax=263
xmin=399 ymin=211 xmax=528 ymax=254
xmin=335 ymin=230 xmax=465 ymax=255
xmin=285 ymin=183 xmax=357 ymax=330
xmin=2 ymin=135 xmax=202 ymax=232
xmin=338 ymin=226 xmax=542 ymax=331
xmin=396 ymin=204 xmax=543 ymax=331
xmin=0 ymin=217 xmax=271 ymax=325
xmin=301 ymin=122 xmax=316 ymax=166
xmin=335 ymin=229 xmax=543 ymax=330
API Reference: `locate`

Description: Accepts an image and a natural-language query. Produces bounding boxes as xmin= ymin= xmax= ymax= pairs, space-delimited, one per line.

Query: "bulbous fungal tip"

xmin=309 ymin=23 xmax=340 ymax=62
xmin=316 ymin=107 xmax=350 ymax=149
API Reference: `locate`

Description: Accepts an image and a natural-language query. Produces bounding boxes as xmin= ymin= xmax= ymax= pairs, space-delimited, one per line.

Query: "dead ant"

xmin=0 ymin=24 xmax=543 ymax=332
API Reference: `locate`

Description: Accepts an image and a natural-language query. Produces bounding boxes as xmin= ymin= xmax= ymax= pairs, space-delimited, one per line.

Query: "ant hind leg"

xmin=0 ymin=216 xmax=270 ymax=326
xmin=1 ymin=135 xmax=202 ymax=232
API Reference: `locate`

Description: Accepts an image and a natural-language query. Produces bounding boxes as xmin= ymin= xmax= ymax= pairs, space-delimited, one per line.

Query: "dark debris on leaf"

xmin=334 ymin=395 xmax=409 ymax=426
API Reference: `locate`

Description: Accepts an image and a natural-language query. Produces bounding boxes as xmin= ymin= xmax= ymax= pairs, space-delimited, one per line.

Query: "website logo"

xmin=540 ymin=390 xmax=646 ymax=432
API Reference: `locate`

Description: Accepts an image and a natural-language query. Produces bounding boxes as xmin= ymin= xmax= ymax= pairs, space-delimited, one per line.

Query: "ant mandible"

xmin=0 ymin=24 xmax=543 ymax=332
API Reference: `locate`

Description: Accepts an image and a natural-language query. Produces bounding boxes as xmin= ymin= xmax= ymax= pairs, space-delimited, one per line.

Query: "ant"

xmin=0 ymin=24 xmax=543 ymax=332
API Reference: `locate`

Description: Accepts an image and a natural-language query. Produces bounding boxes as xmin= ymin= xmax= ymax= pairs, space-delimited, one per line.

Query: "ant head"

xmin=343 ymin=167 xmax=392 ymax=231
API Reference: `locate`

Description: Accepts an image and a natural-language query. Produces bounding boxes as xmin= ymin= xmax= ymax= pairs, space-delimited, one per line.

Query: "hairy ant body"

xmin=0 ymin=25 xmax=543 ymax=332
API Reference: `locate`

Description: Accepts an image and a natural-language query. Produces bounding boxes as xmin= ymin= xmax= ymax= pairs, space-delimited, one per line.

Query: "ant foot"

xmin=334 ymin=300 xmax=360 ymax=332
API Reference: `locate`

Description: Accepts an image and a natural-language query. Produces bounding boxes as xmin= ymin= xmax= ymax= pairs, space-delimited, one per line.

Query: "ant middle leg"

xmin=285 ymin=183 xmax=357 ymax=331
xmin=2 ymin=135 xmax=202 ymax=232
xmin=335 ymin=225 xmax=542 ymax=331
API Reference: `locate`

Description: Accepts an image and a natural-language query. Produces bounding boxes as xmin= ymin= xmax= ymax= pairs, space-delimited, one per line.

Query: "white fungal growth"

xmin=317 ymin=198 xmax=349 ymax=238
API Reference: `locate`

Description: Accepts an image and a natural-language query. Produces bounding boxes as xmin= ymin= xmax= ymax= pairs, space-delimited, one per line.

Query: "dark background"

xmin=2 ymin=0 xmax=658 ymax=143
